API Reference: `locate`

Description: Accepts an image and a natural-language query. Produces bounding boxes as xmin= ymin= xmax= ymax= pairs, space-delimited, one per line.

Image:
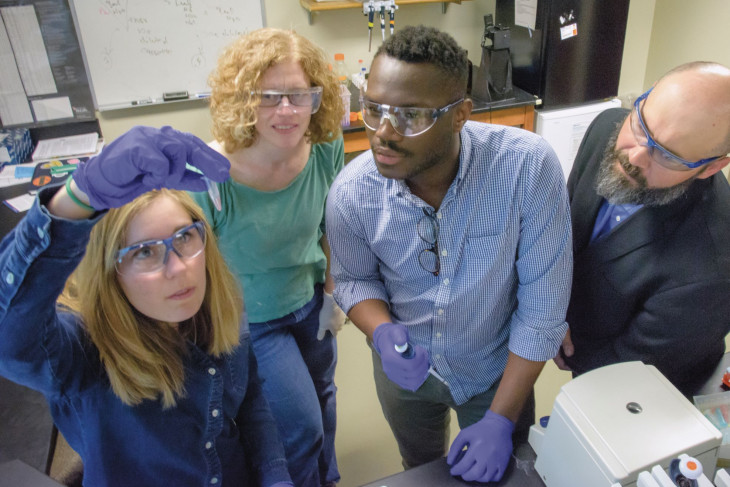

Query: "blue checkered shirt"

xmin=326 ymin=121 xmax=572 ymax=404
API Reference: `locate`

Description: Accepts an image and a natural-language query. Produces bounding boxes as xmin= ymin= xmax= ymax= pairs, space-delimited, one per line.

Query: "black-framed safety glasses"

xmin=417 ymin=208 xmax=440 ymax=276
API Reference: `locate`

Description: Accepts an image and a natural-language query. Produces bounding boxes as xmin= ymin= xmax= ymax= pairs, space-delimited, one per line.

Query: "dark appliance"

xmin=472 ymin=14 xmax=514 ymax=102
xmin=495 ymin=0 xmax=630 ymax=109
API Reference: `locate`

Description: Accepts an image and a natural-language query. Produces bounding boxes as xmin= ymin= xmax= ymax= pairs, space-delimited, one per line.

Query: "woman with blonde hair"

xmin=191 ymin=28 xmax=347 ymax=487
xmin=0 ymin=126 xmax=293 ymax=487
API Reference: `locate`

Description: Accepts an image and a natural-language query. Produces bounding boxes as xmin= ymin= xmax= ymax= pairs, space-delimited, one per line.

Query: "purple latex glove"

xmin=447 ymin=410 xmax=514 ymax=483
xmin=73 ymin=125 xmax=230 ymax=209
xmin=373 ymin=322 xmax=429 ymax=392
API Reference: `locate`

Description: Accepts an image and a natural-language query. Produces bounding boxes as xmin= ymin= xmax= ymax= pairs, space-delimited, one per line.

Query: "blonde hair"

xmin=209 ymin=27 xmax=344 ymax=153
xmin=58 ymin=190 xmax=243 ymax=408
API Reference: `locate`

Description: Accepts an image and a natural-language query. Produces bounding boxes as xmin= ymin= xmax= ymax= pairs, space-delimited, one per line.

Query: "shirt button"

xmin=443 ymin=278 xmax=450 ymax=285
xmin=616 ymin=216 xmax=621 ymax=221
xmin=441 ymin=249 xmax=447 ymax=257
xmin=211 ymin=409 xmax=219 ymax=418
xmin=36 ymin=227 xmax=44 ymax=239
xmin=5 ymin=273 xmax=14 ymax=285
xmin=438 ymin=309 xmax=444 ymax=316
xmin=436 ymin=332 xmax=442 ymax=338
xmin=210 ymin=477 xmax=219 ymax=484
xmin=208 ymin=368 xmax=216 ymax=375
xmin=435 ymin=354 xmax=441 ymax=359
xmin=436 ymin=212 xmax=443 ymax=219
xmin=205 ymin=441 xmax=212 ymax=449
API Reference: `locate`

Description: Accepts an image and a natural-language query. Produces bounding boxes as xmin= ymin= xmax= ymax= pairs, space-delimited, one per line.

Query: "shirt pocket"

xmin=375 ymin=234 xmax=430 ymax=285
xmin=461 ymin=232 xmax=515 ymax=289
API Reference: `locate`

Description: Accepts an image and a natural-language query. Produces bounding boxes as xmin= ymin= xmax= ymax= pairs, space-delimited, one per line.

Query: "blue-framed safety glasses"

xmin=631 ymin=88 xmax=727 ymax=171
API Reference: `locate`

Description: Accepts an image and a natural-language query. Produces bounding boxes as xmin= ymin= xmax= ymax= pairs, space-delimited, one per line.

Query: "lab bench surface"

xmin=0 ymin=176 xmax=35 ymax=239
xmin=342 ymin=86 xmax=537 ymax=154
xmin=360 ymin=444 xmax=544 ymax=487
xmin=0 ymin=460 xmax=63 ymax=487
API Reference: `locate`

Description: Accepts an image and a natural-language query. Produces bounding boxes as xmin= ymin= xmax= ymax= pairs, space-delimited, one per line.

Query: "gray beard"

xmin=595 ymin=127 xmax=697 ymax=207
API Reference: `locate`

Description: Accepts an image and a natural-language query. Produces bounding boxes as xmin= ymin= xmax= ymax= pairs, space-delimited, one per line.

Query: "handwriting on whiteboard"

xmin=72 ymin=0 xmax=263 ymax=108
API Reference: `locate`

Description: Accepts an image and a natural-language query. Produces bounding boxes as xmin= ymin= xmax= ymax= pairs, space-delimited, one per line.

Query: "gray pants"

xmin=371 ymin=344 xmax=535 ymax=469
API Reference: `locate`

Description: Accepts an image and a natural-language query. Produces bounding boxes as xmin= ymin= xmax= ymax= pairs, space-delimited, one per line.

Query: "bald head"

xmin=650 ymin=62 xmax=730 ymax=156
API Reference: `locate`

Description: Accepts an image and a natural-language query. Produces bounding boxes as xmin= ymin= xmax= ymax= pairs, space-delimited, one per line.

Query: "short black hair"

xmin=375 ymin=25 xmax=469 ymax=96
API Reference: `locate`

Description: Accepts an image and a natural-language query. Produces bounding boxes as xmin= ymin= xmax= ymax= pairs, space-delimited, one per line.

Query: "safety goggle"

xmin=359 ymin=97 xmax=464 ymax=137
xmin=631 ymin=88 xmax=726 ymax=171
xmin=251 ymin=86 xmax=323 ymax=114
xmin=115 ymin=221 xmax=206 ymax=276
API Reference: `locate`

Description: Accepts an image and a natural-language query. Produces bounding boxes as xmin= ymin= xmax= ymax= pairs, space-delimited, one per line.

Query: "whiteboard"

xmin=70 ymin=0 xmax=264 ymax=111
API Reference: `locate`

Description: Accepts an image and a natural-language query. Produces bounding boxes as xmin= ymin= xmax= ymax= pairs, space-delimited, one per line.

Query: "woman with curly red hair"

xmin=192 ymin=28 xmax=347 ymax=487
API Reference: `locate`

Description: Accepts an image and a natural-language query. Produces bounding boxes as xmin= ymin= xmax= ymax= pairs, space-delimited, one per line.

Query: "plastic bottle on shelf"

xmin=333 ymin=53 xmax=349 ymax=88
xmin=351 ymin=59 xmax=367 ymax=89
xmin=334 ymin=53 xmax=351 ymax=127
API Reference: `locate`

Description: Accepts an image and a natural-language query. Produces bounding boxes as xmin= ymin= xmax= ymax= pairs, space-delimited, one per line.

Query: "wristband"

xmin=65 ymin=176 xmax=95 ymax=212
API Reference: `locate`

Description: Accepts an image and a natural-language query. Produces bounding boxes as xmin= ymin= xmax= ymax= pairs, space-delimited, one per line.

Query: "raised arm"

xmin=0 ymin=125 xmax=230 ymax=394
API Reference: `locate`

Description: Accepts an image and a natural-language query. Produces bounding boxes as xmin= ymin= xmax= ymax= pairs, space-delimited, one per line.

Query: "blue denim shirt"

xmin=0 ymin=187 xmax=291 ymax=487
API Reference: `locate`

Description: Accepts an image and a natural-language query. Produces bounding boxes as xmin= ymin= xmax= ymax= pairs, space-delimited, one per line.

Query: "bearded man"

xmin=556 ymin=61 xmax=730 ymax=397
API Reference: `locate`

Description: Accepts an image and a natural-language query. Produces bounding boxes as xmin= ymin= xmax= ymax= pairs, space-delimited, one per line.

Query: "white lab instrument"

xmin=715 ymin=468 xmax=730 ymax=487
xmin=529 ymin=362 xmax=722 ymax=487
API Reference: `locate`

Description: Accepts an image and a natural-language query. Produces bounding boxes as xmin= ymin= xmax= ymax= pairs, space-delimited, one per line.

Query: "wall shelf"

xmin=300 ymin=0 xmax=470 ymax=24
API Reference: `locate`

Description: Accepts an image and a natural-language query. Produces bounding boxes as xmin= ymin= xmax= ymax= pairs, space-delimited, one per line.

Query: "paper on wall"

xmin=515 ymin=0 xmax=537 ymax=30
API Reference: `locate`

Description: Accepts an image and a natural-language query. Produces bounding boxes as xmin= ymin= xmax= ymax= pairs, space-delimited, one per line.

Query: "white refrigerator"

xmin=535 ymin=99 xmax=622 ymax=180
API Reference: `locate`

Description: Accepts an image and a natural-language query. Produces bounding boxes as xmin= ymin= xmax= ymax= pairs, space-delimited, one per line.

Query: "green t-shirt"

xmin=192 ymin=137 xmax=344 ymax=322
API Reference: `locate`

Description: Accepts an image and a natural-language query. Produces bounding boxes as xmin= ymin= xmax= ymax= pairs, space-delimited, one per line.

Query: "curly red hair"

xmin=209 ymin=28 xmax=344 ymax=153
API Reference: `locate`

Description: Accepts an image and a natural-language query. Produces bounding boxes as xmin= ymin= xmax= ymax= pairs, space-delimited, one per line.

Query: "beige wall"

xmin=644 ymin=0 xmax=730 ymax=90
xmin=617 ymin=0 xmax=656 ymax=99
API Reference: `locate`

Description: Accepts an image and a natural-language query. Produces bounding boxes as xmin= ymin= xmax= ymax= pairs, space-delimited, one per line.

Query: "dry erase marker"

xmin=203 ymin=176 xmax=221 ymax=211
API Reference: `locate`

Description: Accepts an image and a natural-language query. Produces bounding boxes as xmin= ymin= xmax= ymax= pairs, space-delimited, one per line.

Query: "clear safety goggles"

xmin=359 ymin=97 xmax=464 ymax=137
xmin=251 ymin=86 xmax=323 ymax=114
xmin=115 ymin=221 xmax=206 ymax=276
xmin=631 ymin=88 xmax=727 ymax=171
